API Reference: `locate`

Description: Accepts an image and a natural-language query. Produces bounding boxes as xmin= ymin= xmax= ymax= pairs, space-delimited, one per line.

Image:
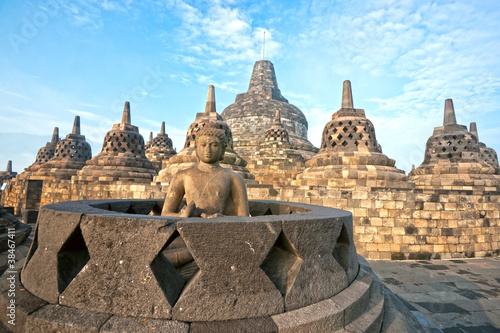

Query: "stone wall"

xmin=247 ymin=183 xmax=500 ymax=260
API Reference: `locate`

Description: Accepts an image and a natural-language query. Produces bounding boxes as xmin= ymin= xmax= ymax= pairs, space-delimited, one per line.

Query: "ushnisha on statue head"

xmin=161 ymin=121 xmax=249 ymax=218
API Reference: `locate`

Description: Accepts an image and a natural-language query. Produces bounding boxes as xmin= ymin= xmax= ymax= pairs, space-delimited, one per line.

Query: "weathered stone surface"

xmin=21 ymin=207 xmax=83 ymax=303
xmin=331 ymin=260 xmax=373 ymax=325
xmin=0 ymin=261 xmax=47 ymax=333
xmin=344 ymin=280 xmax=385 ymax=333
xmin=271 ymin=299 xmax=344 ymax=332
xmin=221 ymin=60 xmax=318 ymax=161
xmin=60 ymin=214 xmax=183 ymax=319
xmin=100 ymin=315 xmax=189 ymax=333
xmin=189 ymin=317 xmax=278 ymax=333
xmin=172 ymin=218 xmax=283 ymax=321
xmin=278 ymin=215 xmax=348 ymax=311
xmin=0 ymin=205 xmax=31 ymax=252
xmin=25 ymin=305 xmax=111 ymax=333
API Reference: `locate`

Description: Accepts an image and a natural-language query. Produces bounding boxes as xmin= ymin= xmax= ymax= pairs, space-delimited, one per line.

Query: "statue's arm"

xmin=161 ymin=175 xmax=186 ymax=216
xmin=231 ymin=173 xmax=250 ymax=217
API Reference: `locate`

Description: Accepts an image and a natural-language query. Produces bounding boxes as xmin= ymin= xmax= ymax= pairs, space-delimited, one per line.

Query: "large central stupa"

xmin=221 ymin=60 xmax=318 ymax=160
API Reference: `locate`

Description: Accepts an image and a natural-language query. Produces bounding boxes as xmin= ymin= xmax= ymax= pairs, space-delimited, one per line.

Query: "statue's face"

xmin=196 ymin=135 xmax=224 ymax=163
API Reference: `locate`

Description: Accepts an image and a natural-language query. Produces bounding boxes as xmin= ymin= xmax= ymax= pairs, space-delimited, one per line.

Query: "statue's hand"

xmin=201 ymin=212 xmax=224 ymax=218
xmin=180 ymin=201 xmax=199 ymax=217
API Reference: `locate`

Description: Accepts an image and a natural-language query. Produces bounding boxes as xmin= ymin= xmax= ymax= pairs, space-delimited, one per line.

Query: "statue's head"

xmin=195 ymin=122 xmax=228 ymax=163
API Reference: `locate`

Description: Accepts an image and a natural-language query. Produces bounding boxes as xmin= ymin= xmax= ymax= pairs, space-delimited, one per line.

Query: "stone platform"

xmin=0 ymin=199 xmax=427 ymax=332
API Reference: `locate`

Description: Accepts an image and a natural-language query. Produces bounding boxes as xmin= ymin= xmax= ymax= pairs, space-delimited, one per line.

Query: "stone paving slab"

xmin=369 ymin=257 xmax=500 ymax=332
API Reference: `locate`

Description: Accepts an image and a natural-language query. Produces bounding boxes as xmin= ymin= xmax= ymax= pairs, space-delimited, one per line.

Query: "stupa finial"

xmin=205 ymin=85 xmax=216 ymax=114
xmin=342 ymin=80 xmax=354 ymax=109
xmin=51 ymin=127 xmax=59 ymax=144
xmin=470 ymin=122 xmax=479 ymax=141
xmin=149 ymin=132 xmax=153 ymax=142
xmin=122 ymin=101 xmax=131 ymax=125
xmin=160 ymin=121 xmax=166 ymax=135
xmin=6 ymin=160 xmax=12 ymax=173
xmin=72 ymin=116 xmax=81 ymax=135
xmin=443 ymin=99 xmax=456 ymax=126
xmin=274 ymin=109 xmax=282 ymax=127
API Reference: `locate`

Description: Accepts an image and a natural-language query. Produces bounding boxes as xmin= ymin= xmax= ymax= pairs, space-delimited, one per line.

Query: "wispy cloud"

xmin=0 ymin=89 xmax=31 ymax=100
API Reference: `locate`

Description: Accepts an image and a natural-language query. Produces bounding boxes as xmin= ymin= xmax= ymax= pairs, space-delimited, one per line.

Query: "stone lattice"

xmin=470 ymin=122 xmax=499 ymax=168
xmin=294 ymin=81 xmax=408 ymax=190
xmin=221 ymin=60 xmax=318 ymax=161
xmin=157 ymin=85 xmax=256 ymax=186
xmin=26 ymin=127 xmax=60 ymax=172
xmin=409 ymin=99 xmax=500 ymax=190
xmin=30 ymin=116 xmax=91 ymax=180
xmin=145 ymin=121 xmax=177 ymax=172
xmin=248 ymin=110 xmax=305 ymax=187
xmin=73 ymin=102 xmax=157 ymax=185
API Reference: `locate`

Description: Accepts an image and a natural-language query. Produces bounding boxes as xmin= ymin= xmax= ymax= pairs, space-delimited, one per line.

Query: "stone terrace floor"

xmin=369 ymin=257 xmax=500 ymax=333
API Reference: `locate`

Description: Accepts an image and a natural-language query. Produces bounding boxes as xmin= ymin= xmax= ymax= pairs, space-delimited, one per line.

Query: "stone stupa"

xmin=221 ymin=60 xmax=318 ymax=161
xmin=0 ymin=161 xmax=17 ymax=185
xmin=25 ymin=127 xmax=59 ymax=172
xmin=157 ymin=85 xmax=256 ymax=185
xmin=29 ymin=116 xmax=91 ymax=180
xmin=73 ymin=102 xmax=157 ymax=185
xmin=469 ymin=122 xmax=499 ymax=169
xmin=409 ymin=99 xmax=500 ymax=190
xmin=247 ymin=109 xmax=305 ymax=187
xmin=294 ymin=80 xmax=408 ymax=190
xmin=145 ymin=122 xmax=177 ymax=172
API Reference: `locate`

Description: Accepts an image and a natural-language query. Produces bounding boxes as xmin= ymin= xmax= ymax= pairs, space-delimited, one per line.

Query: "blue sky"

xmin=1 ymin=0 xmax=499 ymax=174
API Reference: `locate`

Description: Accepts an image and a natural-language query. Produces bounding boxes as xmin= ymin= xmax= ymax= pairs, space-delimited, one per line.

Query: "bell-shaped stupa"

xmin=294 ymin=81 xmax=407 ymax=189
xmin=409 ymin=99 xmax=500 ymax=190
xmin=158 ymin=85 xmax=256 ymax=185
xmin=0 ymin=160 xmax=17 ymax=185
xmin=30 ymin=116 xmax=92 ymax=180
xmin=221 ymin=60 xmax=318 ymax=161
xmin=73 ymin=102 xmax=156 ymax=184
xmin=26 ymin=127 xmax=60 ymax=171
xmin=469 ymin=122 xmax=499 ymax=168
xmin=146 ymin=121 xmax=177 ymax=172
xmin=247 ymin=109 xmax=305 ymax=186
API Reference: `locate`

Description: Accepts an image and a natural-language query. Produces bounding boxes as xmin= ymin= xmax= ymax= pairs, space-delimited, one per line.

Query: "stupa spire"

xmin=72 ymin=116 xmax=81 ymax=135
xmin=149 ymin=132 xmax=153 ymax=142
xmin=51 ymin=127 xmax=59 ymax=144
xmin=274 ymin=109 xmax=283 ymax=127
xmin=443 ymin=99 xmax=456 ymax=126
xmin=205 ymin=85 xmax=216 ymax=114
xmin=6 ymin=160 xmax=12 ymax=173
xmin=342 ymin=80 xmax=354 ymax=109
xmin=470 ymin=122 xmax=479 ymax=141
xmin=160 ymin=121 xmax=166 ymax=135
xmin=122 ymin=101 xmax=131 ymax=125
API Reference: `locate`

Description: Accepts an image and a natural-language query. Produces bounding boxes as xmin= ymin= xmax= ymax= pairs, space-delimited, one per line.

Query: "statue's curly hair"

xmin=195 ymin=121 xmax=228 ymax=148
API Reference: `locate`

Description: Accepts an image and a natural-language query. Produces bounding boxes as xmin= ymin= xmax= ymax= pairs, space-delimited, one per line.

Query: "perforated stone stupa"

xmin=29 ymin=116 xmax=92 ymax=180
xmin=145 ymin=121 xmax=177 ymax=172
xmin=247 ymin=110 xmax=305 ymax=187
xmin=470 ymin=122 xmax=499 ymax=168
xmin=158 ymin=85 xmax=256 ymax=185
xmin=73 ymin=102 xmax=157 ymax=185
xmin=25 ymin=127 xmax=59 ymax=171
xmin=294 ymin=80 xmax=407 ymax=189
xmin=0 ymin=161 xmax=17 ymax=185
xmin=409 ymin=99 xmax=500 ymax=190
xmin=221 ymin=60 xmax=318 ymax=161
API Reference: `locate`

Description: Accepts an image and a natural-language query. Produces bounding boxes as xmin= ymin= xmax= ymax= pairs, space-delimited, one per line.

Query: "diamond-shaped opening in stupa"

xmin=260 ymin=231 xmax=302 ymax=296
xmin=57 ymin=225 xmax=90 ymax=293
